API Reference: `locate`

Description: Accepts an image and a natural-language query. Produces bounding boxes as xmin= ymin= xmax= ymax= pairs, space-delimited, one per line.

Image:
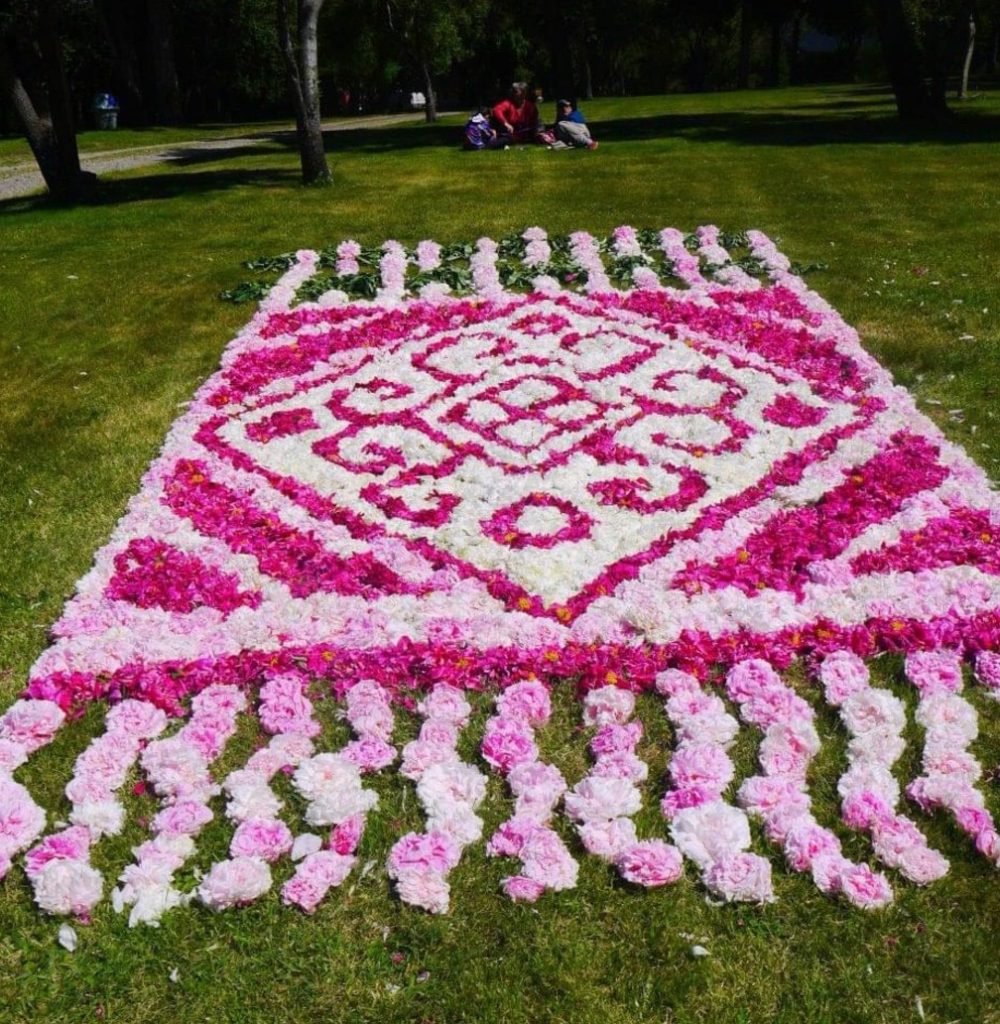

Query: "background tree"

xmin=276 ymin=0 xmax=331 ymax=183
xmin=382 ymin=0 xmax=488 ymax=122
xmin=0 ymin=0 xmax=95 ymax=199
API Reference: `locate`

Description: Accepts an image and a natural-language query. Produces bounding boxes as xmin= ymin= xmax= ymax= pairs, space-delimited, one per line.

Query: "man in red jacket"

xmin=492 ymin=82 xmax=539 ymax=144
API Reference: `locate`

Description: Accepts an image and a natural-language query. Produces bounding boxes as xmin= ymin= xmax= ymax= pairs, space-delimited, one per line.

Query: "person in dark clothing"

xmin=550 ymin=99 xmax=598 ymax=150
xmin=464 ymin=107 xmax=503 ymax=149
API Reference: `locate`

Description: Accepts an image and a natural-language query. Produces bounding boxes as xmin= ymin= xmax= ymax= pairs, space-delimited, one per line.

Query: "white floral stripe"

xmin=728 ymin=659 xmax=894 ymax=909
xmin=388 ymin=685 xmax=486 ymax=913
xmin=819 ymin=652 xmax=947 ymax=884
xmin=112 ymin=685 xmax=246 ymax=926
xmin=657 ymin=670 xmax=774 ymax=903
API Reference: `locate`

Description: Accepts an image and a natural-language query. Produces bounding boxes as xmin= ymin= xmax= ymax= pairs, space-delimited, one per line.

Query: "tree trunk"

xmin=277 ymin=0 xmax=331 ymax=184
xmin=583 ymin=51 xmax=593 ymax=100
xmin=420 ymin=60 xmax=437 ymax=122
xmin=0 ymin=35 xmax=95 ymax=201
xmin=959 ymin=13 xmax=976 ymax=99
xmin=146 ymin=0 xmax=183 ymax=125
xmin=871 ymin=0 xmax=951 ymax=123
xmin=737 ymin=0 xmax=752 ymax=89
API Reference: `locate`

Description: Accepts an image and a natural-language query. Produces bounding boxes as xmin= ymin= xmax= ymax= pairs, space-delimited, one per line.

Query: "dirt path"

xmin=0 ymin=112 xmax=445 ymax=200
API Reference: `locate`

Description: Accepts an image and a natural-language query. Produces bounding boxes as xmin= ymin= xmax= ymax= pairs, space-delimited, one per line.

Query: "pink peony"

xmin=153 ymin=800 xmax=214 ymax=837
xmin=670 ymin=802 xmax=751 ymax=869
xmin=590 ymin=721 xmax=643 ymax=757
xmin=0 ymin=779 xmax=47 ymax=859
xmin=520 ymin=827 xmax=578 ymax=891
xmin=817 ymin=651 xmax=869 ymax=706
xmin=282 ymin=850 xmax=355 ymax=913
xmin=418 ymin=719 xmax=458 ymax=747
xmin=655 ymin=669 xmax=702 ymax=698
xmin=582 ymin=685 xmax=635 ymax=726
xmin=394 ymin=868 xmax=451 ymax=914
xmin=501 ymin=875 xmax=545 ymax=903
xmin=725 ymin=660 xmax=781 ymax=703
xmin=496 ymin=680 xmax=552 ymax=727
xmin=32 ymin=858 xmax=103 ymax=917
xmin=341 ymin=737 xmax=397 ymax=773
xmin=838 ymin=863 xmax=893 ymax=909
xmin=417 ymin=686 xmax=471 ymax=727
xmin=591 ymin=751 xmax=649 ymax=783
xmin=198 ymin=856 xmax=272 ymax=910
xmin=616 ymin=840 xmax=683 ymax=887
xmin=841 ymin=791 xmax=892 ymax=831
xmin=783 ymin=821 xmax=841 ymax=872
xmin=486 ymin=816 xmax=540 ymax=858
xmin=0 ymin=700 xmax=65 ymax=753
xmin=564 ymin=776 xmax=641 ymax=823
xmin=387 ymin=830 xmax=461 ymax=876
xmin=330 ymin=814 xmax=365 ymax=855
xmin=230 ymin=818 xmax=294 ymax=862
xmin=974 ymin=651 xmax=1000 ymax=692
xmin=481 ymin=716 xmax=537 ymax=774
xmin=669 ymin=742 xmax=734 ymax=792
xmin=24 ymin=826 xmax=92 ymax=880
xmin=105 ymin=699 xmax=168 ymax=740
xmin=400 ymin=739 xmax=455 ymax=780
xmin=704 ymin=852 xmax=775 ymax=904
xmin=898 ymin=845 xmax=949 ymax=885
xmin=258 ymin=674 xmax=320 ymax=737
xmin=660 ymin=785 xmax=716 ymax=820
xmin=578 ymin=817 xmax=638 ymax=859
xmin=905 ymin=650 xmax=964 ymax=697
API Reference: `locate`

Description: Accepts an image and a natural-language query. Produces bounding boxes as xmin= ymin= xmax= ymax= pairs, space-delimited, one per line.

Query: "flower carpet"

xmin=3 ymin=225 xmax=1000 ymax=925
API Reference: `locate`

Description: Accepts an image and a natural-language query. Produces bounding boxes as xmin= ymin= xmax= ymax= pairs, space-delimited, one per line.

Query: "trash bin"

xmin=92 ymin=93 xmax=120 ymax=130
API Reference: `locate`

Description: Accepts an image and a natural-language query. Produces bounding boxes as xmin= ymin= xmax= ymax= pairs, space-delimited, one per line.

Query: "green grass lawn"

xmin=2 ymin=83 xmax=1000 ymax=1024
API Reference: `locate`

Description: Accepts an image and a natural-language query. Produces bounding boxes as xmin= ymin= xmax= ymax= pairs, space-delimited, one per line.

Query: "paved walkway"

xmin=0 ymin=112 xmax=445 ymax=200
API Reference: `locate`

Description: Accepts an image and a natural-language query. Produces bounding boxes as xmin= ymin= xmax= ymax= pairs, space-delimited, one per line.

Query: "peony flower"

xmin=520 ymin=828 xmax=578 ymax=891
xmin=394 ymin=868 xmax=450 ymax=914
xmin=704 ymin=852 xmax=775 ymax=904
xmin=838 ymin=863 xmax=893 ymax=909
xmin=230 ymin=818 xmax=294 ymax=862
xmin=33 ymin=859 xmax=103 ymax=917
xmin=495 ymin=680 xmax=552 ymax=727
xmin=501 ymin=875 xmax=545 ymax=903
xmin=24 ymin=826 xmax=92 ymax=880
xmin=417 ymin=687 xmax=471 ymax=727
xmin=0 ymin=778 xmax=47 ymax=859
xmin=582 ymin=686 xmax=635 ymax=726
xmin=481 ymin=716 xmax=537 ymax=774
xmin=616 ymin=840 xmax=683 ymax=887
xmin=388 ymin=830 xmax=461 ymax=876
xmin=0 ymin=699 xmax=65 ymax=753
xmin=282 ymin=850 xmax=355 ymax=913
xmin=565 ymin=775 xmax=641 ymax=823
xmin=670 ymin=802 xmax=751 ymax=869
xmin=153 ymin=800 xmax=214 ymax=837
xmin=198 ymin=856 xmax=272 ymax=910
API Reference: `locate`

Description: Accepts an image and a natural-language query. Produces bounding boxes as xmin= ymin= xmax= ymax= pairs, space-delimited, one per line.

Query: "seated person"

xmin=551 ymin=99 xmax=598 ymax=150
xmin=492 ymin=82 xmax=539 ymax=144
xmin=464 ymin=107 xmax=501 ymax=149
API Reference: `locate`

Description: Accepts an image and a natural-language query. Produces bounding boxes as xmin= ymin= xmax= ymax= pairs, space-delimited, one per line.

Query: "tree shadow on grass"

xmin=589 ymin=109 xmax=1000 ymax=147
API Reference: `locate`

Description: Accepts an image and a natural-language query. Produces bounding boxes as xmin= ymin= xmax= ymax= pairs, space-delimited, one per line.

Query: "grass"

xmin=2 ymin=82 xmax=1000 ymax=1024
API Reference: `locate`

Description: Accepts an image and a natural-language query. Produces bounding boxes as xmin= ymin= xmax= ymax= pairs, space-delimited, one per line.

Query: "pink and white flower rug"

xmin=4 ymin=226 xmax=1000 ymax=924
